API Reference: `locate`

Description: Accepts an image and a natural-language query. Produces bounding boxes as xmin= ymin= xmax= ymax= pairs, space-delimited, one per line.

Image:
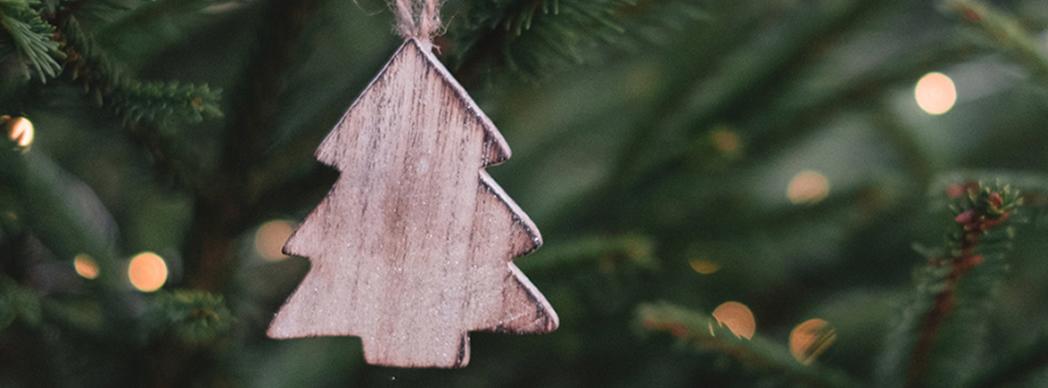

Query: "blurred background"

xmin=3 ymin=0 xmax=1048 ymax=386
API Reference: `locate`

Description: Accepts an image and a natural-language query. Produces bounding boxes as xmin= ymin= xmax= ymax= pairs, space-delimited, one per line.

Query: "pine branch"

xmin=558 ymin=35 xmax=973 ymax=235
xmin=931 ymin=171 xmax=1048 ymax=208
xmin=871 ymin=103 xmax=935 ymax=187
xmin=0 ymin=140 xmax=151 ymax=360
xmin=0 ymin=142 xmax=121 ymax=289
xmin=929 ymin=171 xmax=1048 ymax=231
xmin=877 ymin=182 xmax=1023 ymax=388
xmin=0 ymin=0 xmax=64 ymax=81
xmin=60 ymin=0 xmax=135 ymax=24
xmin=141 ymin=290 xmax=234 ymax=346
xmin=617 ymin=0 xmax=710 ymax=45
xmin=543 ymin=2 xmax=770 ymax=234
xmin=38 ymin=296 xmax=107 ymax=337
xmin=733 ymin=40 xmax=973 ymax=168
xmin=42 ymin=9 xmax=222 ymax=188
xmin=549 ymin=0 xmax=895 ymax=234
xmin=966 ymin=332 xmax=1048 ymax=388
xmin=53 ymin=16 xmax=222 ymax=126
xmin=97 ymin=0 xmax=212 ymax=34
xmin=450 ymin=0 xmax=633 ymax=80
xmin=518 ymin=234 xmax=659 ymax=272
xmin=636 ymin=302 xmax=859 ymax=388
xmin=94 ymin=0 xmax=217 ymax=65
xmin=449 ymin=0 xmax=704 ymax=84
xmin=0 ymin=276 xmax=42 ymax=331
xmin=941 ymin=0 xmax=1048 ymax=84
xmin=614 ymin=0 xmax=887 ymax=190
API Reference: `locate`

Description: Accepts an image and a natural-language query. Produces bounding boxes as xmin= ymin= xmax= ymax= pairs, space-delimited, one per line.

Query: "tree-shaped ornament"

xmin=267 ymin=2 xmax=559 ymax=369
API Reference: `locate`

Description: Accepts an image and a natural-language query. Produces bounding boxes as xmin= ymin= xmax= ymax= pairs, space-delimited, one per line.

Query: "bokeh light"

xmin=789 ymin=318 xmax=837 ymax=365
xmin=710 ymin=128 xmax=741 ymax=155
xmin=711 ymin=301 xmax=756 ymax=340
xmin=688 ymin=258 xmax=721 ymax=275
xmin=914 ymin=72 xmax=957 ymax=115
xmin=4 ymin=115 xmax=34 ymax=149
xmin=73 ymin=254 xmax=99 ymax=280
xmin=787 ymin=170 xmax=831 ymax=205
xmin=128 ymin=251 xmax=168 ymax=292
xmin=255 ymin=219 xmax=295 ymax=261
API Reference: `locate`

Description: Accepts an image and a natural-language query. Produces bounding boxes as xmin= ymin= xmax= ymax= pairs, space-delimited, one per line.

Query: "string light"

xmin=709 ymin=128 xmax=742 ymax=156
xmin=128 ymin=251 xmax=168 ymax=292
xmin=787 ymin=170 xmax=830 ymax=205
xmin=688 ymin=258 xmax=721 ymax=275
xmin=73 ymin=254 xmax=100 ymax=280
xmin=789 ymin=318 xmax=837 ymax=365
xmin=255 ymin=219 xmax=295 ymax=261
xmin=711 ymin=301 xmax=756 ymax=340
xmin=3 ymin=115 xmax=34 ymax=151
xmin=914 ymin=72 xmax=957 ymax=115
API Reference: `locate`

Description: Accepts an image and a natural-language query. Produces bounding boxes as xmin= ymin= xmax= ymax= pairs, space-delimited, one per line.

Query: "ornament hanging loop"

xmin=393 ymin=0 xmax=442 ymax=43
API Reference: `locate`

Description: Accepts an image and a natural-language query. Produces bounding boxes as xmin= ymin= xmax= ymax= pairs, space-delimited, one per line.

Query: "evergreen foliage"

xmin=637 ymin=302 xmax=859 ymax=388
xmin=53 ymin=15 xmax=222 ymax=126
xmin=2 ymin=0 xmax=1048 ymax=386
xmin=0 ymin=0 xmax=63 ymax=81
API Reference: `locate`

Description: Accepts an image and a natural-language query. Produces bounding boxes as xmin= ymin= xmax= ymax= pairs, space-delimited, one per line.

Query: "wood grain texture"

xmin=267 ymin=39 xmax=558 ymax=368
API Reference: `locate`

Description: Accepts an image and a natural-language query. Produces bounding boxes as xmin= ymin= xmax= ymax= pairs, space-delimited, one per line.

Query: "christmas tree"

xmin=3 ymin=0 xmax=1048 ymax=387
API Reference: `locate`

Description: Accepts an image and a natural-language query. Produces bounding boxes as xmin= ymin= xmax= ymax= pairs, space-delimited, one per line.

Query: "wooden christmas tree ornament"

xmin=267 ymin=3 xmax=558 ymax=368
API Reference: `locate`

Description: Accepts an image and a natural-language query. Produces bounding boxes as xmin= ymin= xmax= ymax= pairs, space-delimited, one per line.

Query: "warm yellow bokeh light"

xmin=711 ymin=301 xmax=756 ymax=340
xmin=73 ymin=254 xmax=99 ymax=280
xmin=710 ymin=128 xmax=741 ymax=155
xmin=4 ymin=115 xmax=34 ymax=149
xmin=688 ymin=259 xmax=721 ymax=275
xmin=914 ymin=72 xmax=957 ymax=115
xmin=789 ymin=318 xmax=837 ymax=365
xmin=255 ymin=219 xmax=295 ymax=261
xmin=787 ymin=170 xmax=831 ymax=205
xmin=128 ymin=251 xmax=168 ymax=292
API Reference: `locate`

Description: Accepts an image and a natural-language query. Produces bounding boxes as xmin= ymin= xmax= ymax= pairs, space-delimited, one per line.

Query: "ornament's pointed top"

xmin=400 ymin=39 xmax=512 ymax=165
xmin=318 ymin=39 xmax=511 ymax=167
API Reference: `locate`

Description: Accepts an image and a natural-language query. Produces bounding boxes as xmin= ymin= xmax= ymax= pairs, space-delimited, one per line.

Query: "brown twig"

xmin=905 ymin=187 xmax=1016 ymax=387
xmin=905 ymin=254 xmax=983 ymax=387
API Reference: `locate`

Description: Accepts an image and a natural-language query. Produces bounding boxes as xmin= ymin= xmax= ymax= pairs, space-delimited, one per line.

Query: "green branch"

xmin=552 ymin=0 xmax=898 ymax=234
xmin=451 ymin=0 xmax=634 ymax=80
xmin=616 ymin=0 xmax=886 ymax=190
xmin=542 ymin=2 xmax=764 ymax=234
xmin=0 ymin=142 xmax=121 ymax=289
xmin=55 ymin=16 xmax=222 ymax=126
xmin=941 ymin=0 xmax=1048 ymax=84
xmin=966 ymin=332 xmax=1048 ymax=388
xmin=878 ymin=182 xmax=1022 ymax=388
xmin=0 ymin=0 xmax=63 ymax=81
xmin=637 ymin=302 xmax=858 ymax=388
xmin=871 ymin=103 xmax=935 ymax=187
xmin=141 ymin=290 xmax=234 ymax=346
xmin=518 ymin=234 xmax=659 ymax=272
xmin=42 ymin=10 xmax=221 ymax=188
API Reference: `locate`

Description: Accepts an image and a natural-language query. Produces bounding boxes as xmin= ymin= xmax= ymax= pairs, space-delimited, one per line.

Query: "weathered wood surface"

xmin=268 ymin=39 xmax=558 ymax=368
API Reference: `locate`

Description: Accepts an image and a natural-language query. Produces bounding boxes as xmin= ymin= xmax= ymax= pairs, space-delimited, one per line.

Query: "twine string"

xmin=392 ymin=0 xmax=442 ymax=41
